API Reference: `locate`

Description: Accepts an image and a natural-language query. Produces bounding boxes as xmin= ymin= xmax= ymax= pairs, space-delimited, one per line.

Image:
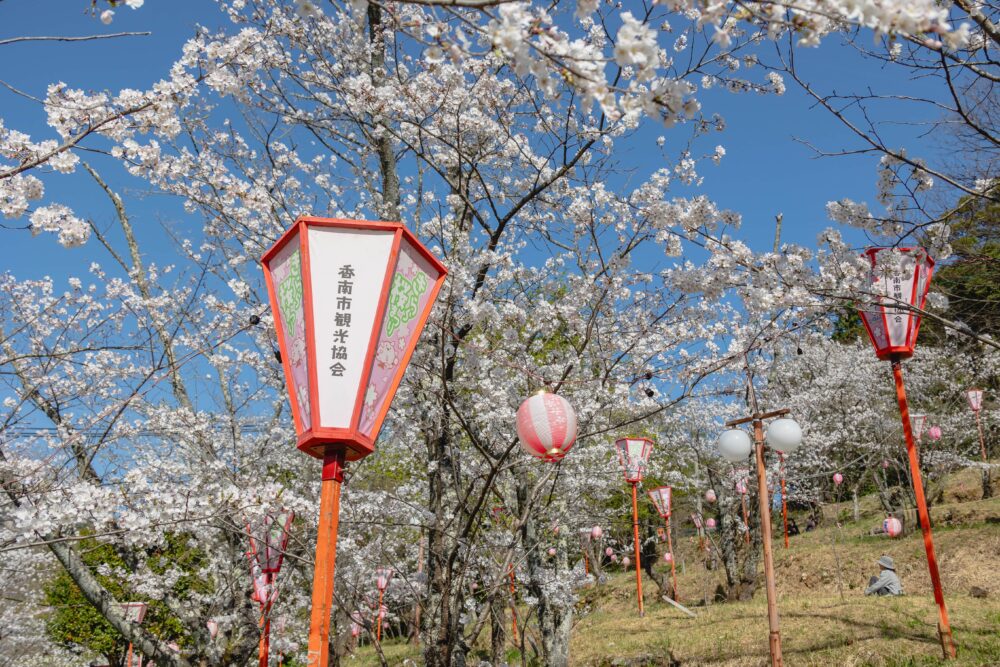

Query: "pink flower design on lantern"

xmin=833 ymin=472 xmax=843 ymax=486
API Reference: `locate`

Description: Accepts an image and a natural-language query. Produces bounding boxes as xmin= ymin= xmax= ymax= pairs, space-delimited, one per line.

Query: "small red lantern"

xmin=622 ymin=556 xmax=630 ymax=567
xmin=375 ymin=567 xmax=393 ymax=592
xmin=857 ymin=247 xmax=934 ymax=361
xmin=705 ymin=489 xmax=717 ymax=504
xmin=350 ymin=621 xmax=361 ymax=639
xmin=966 ymin=388 xmax=984 ymax=412
xmin=884 ymin=517 xmax=903 ymax=537
xmin=516 ymin=391 xmax=578 ymax=461
xmin=691 ymin=513 xmax=703 ymax=530
xmin=663 ymin=552 xmax=673 ymax=563
xmin=605 ymin=546 xmax=614 ymax=557
xmin=206 ymin=620 xmax=219 ymax=640
xmin=547 ymin=547 xmax=557 ymax=556
xmin=912 ymin=413 xmax=927 ymax=441
xmin=833 ymin=473 xmax=843 ymax=486
xmin=591 ymin=525 xmax=603 ymax=540
xmin=705 ymin=517 xmax=717 ymax=530
xmin=615 ymin=437 xmax=653 ymax=483
xmin=248 ymin=510 xmax=295 ymax=575
xmin=735 ymin=480 xmax=748 ymax=495
xmin=610 ymin=553 xmax=618 ymax=562
xmin=647 ymin=486 xmax=672 ymax=518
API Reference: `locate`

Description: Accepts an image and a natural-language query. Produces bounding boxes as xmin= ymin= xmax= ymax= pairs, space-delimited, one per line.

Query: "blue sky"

xmin=0 ymin=0 xmax=951 ymax=283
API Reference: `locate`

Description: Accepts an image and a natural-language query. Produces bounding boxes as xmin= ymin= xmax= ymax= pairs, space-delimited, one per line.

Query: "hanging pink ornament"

xmin=206 ymin=620 xmax=219 ymax=640
xmin=706 ymin=518 xmax=717 ymax=530
xmin=470 ymin=582 xmax=479 ymax=590
xmin=735 ymin=481 xmax=748 ymax=495
xmin=883 ymin=517 xmax=903 ymax=537
xmin=605 ymin=546 xmax=614 ymax=557
xmin=547 ymin=547 xmax=557 ymax=557
xmin=928 ymin=426 xmax=942 ymax=441
xmin=551 ymin=524 xmax=560 ymax=535
xmin=833 ymin=473 xmax=843 ymax=486
xmin=516 ymin=392 xmax=578 ymax=462
xmin=705 ymin=489 xmax=717 ymax=503
xmin=591 ymin=525 xmax=603 ymax=540
xmin=350 ymin=621 xmax=362 ymax=638
xmin=622 ymin=556 xmax=630 ymax=567
xmin=663 ymin=552 xmax=673 ymax=563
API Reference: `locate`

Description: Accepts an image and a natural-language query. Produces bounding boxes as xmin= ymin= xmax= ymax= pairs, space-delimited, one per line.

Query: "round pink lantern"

xmin=706 ymin=518 xmax=717 ymax=530
xmin=928 ymin=426 xmax=942 ymax=441
xmin=622 ymin=556 xmax=630 ymax=567
xmin=735 ymin=481 xmax=748 ymax=495
xmin=884 ymin=517 xmax=902 ymax=537
xmin=547 ymin=547 xmax=557 ymax=557
xmin=350 ymin=621 xmax=362 ymax=638
xmin=591 ymin=525 xmax=603 ymax=540
xmin=610 ymin=553 xmax=618 ymax=562
xmin=516 ymin=392 xmax=578 ymax=462
xmin=705 ymin=489 xmax=717 ymax=503
xmin=833 ymin=473 xmax=843 ymax=486
xmin=663 ymin=552 xmax=673 ymax=563
xmin=605 ymin=546 xmax=614 ymax=557
xmin=206 ymin=620 xmax=219 ymax=640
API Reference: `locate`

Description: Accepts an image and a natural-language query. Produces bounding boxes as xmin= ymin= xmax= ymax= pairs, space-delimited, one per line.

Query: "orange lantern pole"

xmin=507 ymin=564 xmax=519 ymax=642
xmin=855 ymin=246 xmax=956 ymax=659
xmin=307 ymin=452 xmax=345 ymax=666
xmin=665 ymin=515 xmax=677 ymax=596
xmin=615 ymin=437 xmax=653 ymax=617
xmin=259 ymin=594 xmax=271 ymax=667
xmin=893 ymin=361 xmax=957 ymax=657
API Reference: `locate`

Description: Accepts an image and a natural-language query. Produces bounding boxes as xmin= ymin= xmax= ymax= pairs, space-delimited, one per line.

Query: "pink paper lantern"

xmin=647 ymin=486 xmax=672 ymax=518
xmin=350 ymin=621 xmax=362 ymax=638
xmin=591 ymin=525 xmax=603 ymax=540
xmin=912 ymin=413 xmax=927 ymax=441
xmin=206 ymin=620 xmax=219 ymax=640
xmin=735 ymin=480 xmax=748 ymax=495
xmin=883 ymin=517 xmax=903 ymax=537
xmin=516 ymin=392 xmax=578 ymax=462
xmin=705 ymin=518 xmax=717 ymax=530
xmin=605 ymin=546 xmax=614 ymax=557
xmin=622 ymin=556 xmax=630 ymax=567
xmin=375 ymin=567 xmax=393 ymax=592
xmin=927 ymin=425 xmax=942 ymax=441
xmin=615 ymin=437 xmax=654 ymax=483
xmin=705 ymin=489 xmax=717 ymax=503
xmin=547 ymin=547 xmax=557 ymax=556
xmin=833 ymin=473 xmax=843 ymax=486
xmin=663 ymin=552 xmax=673 ymax=563
xmin=610 ymin=553 xmax=618 ymax=562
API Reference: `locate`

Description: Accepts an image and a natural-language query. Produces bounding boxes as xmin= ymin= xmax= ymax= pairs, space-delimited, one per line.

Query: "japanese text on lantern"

xmin=891 ymin=276 xmax=903 ymax=324
xmin=331 ymin=265 xmax=354 ymax=377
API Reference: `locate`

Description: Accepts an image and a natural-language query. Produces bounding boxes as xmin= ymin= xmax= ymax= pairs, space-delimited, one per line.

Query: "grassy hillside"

xmin=351 ymin=471 xmax=1000 ymax=666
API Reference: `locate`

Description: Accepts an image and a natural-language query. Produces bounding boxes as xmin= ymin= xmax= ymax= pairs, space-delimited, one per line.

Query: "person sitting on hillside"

xmin=865 ymin=555 xmax=904 ymax=596
xmin=787 ymin=518 xmax=800 ymax=536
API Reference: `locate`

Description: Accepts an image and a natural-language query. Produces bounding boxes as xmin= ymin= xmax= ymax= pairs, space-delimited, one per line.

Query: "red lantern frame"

xmin=615 ymin=437 xmax=653 ymax=483
xmin=262 ymin=217 xmax=448 ymax=462
xmin=857 ymin=247 xmax=934 ymax=361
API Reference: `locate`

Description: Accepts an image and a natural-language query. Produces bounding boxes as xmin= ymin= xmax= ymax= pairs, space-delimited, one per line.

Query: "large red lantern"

xmin=857 ymin=247 xmax=934 ymax=361
xmin=883 ymin=517 xmax=902 ymax=538
xmin=965 ymin=388 xmax=990 ymax=475
xmin=856 ymin=246 xmax=956 ymax=658
xmin=966 ymin=388 xmax=984 ymax=412
xmin=262 ymin=217 xmax=446 ymax=667
xmin=516 ymin=392 xmax=578 ymax=461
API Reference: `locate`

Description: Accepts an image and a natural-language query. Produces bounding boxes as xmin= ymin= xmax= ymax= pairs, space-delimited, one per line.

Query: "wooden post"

xmin=307 ymin=450 xmax=346 ymax=667
xmin=665 ymin=515 xmax=677 ymax=598
xmin=892 ymin=361 xmax=957 ymax=659
xmin=508 ymin=564 xmax=519 ymax=642
xmin=752 ymin=418 xmax=783 ymax=667
xmin=780 ymin=454 xmax=789 ymax=549
xmin=631 ymin=482 xmax=644 ymax=616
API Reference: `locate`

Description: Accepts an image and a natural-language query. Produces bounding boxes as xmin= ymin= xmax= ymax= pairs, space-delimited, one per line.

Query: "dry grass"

xmin=352 ymin=491 xmax=1000 ymax=666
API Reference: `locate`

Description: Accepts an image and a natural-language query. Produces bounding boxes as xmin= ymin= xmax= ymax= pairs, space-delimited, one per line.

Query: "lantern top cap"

xmin=614 ymin=436 xmax=654 ymax=444
xmin=863 ymin=246 xmax=934 ymax=264
xmin=261 ymin=217 xmax=448 ymax=278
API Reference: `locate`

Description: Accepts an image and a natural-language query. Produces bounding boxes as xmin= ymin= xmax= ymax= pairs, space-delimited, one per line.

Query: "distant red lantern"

xmin=857 ymin=247 xmax=934 ymax=361
xmin=705 ymin=518 xmax=717 ymax=530
xmin=350 ymin=622 xmax=362 ymax=639
xmin=516 ymin=392 xmax=578 ymax=461
xmin=615 ymin=437 xmax=653 ymax=483
xmin=610 ymin=553 xmax=618 ymax=562
xmin=705 ymin=489 xmax=717 ymax=504
xmin=884 ymin=517 xmax=902 ymax=538
xmin=735 ymin=480 xmax=748 ymax=495
xmin=591 ymin=525 xmax=603 ymax=540
xmin=206 ymin=620 xmax=219 ymax=640
xmin=374 ymin=567 xmax=393 ymax=642
xmin=647 ymin=486 xmax=671 ymax=518
xmin=605 ymin=547 xmax=614 ymax=557
xmin=663 ymin=552 xmax=673 ymax=563
xmin=622 ymin=556 xmax=630 ymax=567
xmin=912 ymin=413 xmax=927 ymax=441
xmin=966 ymin=388 xmax=984 ymax=412
xmin=248 ymin=510 xmax=295 ymax=575
xmin=833 ymin=473 xmax=843 ymax=486
xmin=547 ymin=547 xmax=557 ymax=557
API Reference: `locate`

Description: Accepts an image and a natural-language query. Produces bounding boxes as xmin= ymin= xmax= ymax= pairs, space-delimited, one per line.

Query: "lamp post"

xmin=719 ymin=402 xmax=802 ymax=667
xmin=262 ymin=217 xmax=447 ymax=667
xmin=777 ymin=455 xmax=789 ymax=549
xmin=966 ymin=388 xmax=991 ymax=499
xmin=374 ymin=568 xmax=393 ymax=642
xmin=248 ymin=510 xmax=295 ymax=667
xmin=120 ymin=602 xmax=147 ymax=667
xmin=647 ymin=486 xmax=676 ymax=598
xmin=856 ymin=246 xmax=956 ymax=659
xmin=614 ymin=437 xmax=653 ymax=616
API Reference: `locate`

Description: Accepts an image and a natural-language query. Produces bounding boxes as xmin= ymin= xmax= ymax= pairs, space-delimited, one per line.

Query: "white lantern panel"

xmin=882 ymin=263 xmax=916 ymax=348
xmin=308 ymin=227 xmax=395 ymax=429
xmin=358 ymin=238 xmax=443 ymax=438
xmin=967 ymin=389 xmax=983 ymax=412
xmin=270 ymin=234 xmax=312 ymax=431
